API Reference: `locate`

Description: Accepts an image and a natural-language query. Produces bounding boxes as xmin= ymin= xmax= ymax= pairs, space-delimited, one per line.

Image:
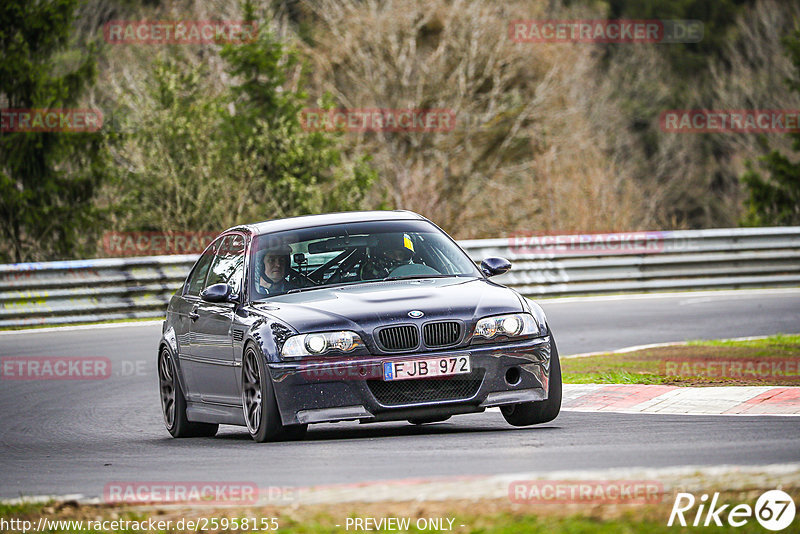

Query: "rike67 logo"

xmin=669 ymin=490 xmax=796 ymax=531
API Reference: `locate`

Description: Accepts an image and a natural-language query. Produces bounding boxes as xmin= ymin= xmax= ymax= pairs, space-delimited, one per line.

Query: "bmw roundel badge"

xmin=408 ymin=310 xmax=424 ymax=318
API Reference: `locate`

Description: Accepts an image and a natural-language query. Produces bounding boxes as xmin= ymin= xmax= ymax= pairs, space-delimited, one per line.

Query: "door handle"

xmin=189 ymin=305 xmax=200 ymax=321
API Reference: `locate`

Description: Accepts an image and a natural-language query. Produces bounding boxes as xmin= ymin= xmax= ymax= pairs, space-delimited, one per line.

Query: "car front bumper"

xmin=268 ymin=336 xmax=552 ymax=425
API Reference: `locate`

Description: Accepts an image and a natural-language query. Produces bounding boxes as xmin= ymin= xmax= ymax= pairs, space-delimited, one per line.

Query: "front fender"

xmin=523 ymin=297 xmax=549 ymax=337
xmin=241 ymin=318 xmax=298 ymax=425
xmin=243 ymin=317 xmax=296 ymax=365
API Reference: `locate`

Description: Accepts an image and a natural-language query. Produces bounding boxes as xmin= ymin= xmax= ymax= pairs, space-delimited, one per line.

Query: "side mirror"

xmin=480 ymin=257 xmax=512 ymax=277
xmin=200 ymin=283 xmax=234 ymax=303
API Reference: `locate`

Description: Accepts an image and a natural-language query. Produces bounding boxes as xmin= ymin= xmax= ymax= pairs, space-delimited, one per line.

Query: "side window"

xmin=206 ymin=234 xmax=246 ymax=295
xmin=185 ymin=241 xmax=218 ymax=296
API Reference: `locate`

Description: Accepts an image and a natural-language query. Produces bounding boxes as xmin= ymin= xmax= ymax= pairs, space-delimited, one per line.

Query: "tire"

xmin=158 ymin=347 xmax=218 ymax=438
xmin=500 ymin=334 xmax=562 ymax=426
xmin=408 ymin=416 xmax=451 ymax=425
xmin=242 ymin=345 xmax=307 ymax=442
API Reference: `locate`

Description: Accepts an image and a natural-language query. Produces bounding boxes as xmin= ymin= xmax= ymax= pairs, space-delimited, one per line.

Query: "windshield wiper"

xmin=262 ymin=275 xmax=461 ymax=298
xmin=284 ymin=281 xmax=361 ymax=294
xmin=382 ymin=274 xmax=455 ymax=281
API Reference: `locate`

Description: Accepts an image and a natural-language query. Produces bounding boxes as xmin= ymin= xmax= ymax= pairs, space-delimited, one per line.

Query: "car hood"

xmin=251 ymin=277 xmax=523 ymax=334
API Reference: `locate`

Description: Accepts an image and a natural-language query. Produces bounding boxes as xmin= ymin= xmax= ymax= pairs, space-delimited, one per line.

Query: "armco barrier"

xmin=1 ymin=227 xmax=798 ymax=328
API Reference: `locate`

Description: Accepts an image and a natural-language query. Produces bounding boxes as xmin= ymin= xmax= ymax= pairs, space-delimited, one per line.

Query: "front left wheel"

xmin=242 ymin=346 xmax=307 ymax=442
xmin=500 ymin=333 xmax=562 ymax=426
xmin=158 ymin=348 xmax=218 ymax=438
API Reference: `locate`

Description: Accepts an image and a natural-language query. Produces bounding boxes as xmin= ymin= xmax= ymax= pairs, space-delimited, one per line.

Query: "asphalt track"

xmin=1 ymin=288 xmax=799 ymax=500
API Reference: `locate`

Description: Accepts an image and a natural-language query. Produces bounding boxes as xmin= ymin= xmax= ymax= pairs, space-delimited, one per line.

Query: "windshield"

xmin=249 ymin=219 xmax=480 ymax=299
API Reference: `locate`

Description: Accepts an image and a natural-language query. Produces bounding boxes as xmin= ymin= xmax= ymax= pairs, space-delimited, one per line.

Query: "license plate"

xmin=383 ymin=355 xmax=471 ymax=381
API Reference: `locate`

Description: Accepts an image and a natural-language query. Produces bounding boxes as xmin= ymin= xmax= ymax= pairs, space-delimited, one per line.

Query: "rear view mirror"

xmin=480 ymin=257 xmax=512 ymax=277
xmin=200 ymin=283 xmax=234 ymax=303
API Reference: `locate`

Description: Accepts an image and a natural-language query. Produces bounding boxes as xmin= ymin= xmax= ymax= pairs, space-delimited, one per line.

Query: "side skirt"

xmin=186 ymin=401 xmax=246 ymax=426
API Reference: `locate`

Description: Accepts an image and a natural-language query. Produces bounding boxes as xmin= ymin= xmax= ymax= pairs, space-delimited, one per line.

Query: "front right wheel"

xmin=501 ymin=334 xmax=562 ymax=426
xmin=242 ymin=346 xmax=307 ymax=442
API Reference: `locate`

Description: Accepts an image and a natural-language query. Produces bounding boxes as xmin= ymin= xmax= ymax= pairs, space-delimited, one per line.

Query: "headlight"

xmin=282 ymin=331 xmax=364 ymax=358
xmin=471 ymin=313 xmax=539 ymax=342
xmin=524 ymin=299 xmax=549 ymax=337
xmin=305 ymin=334 xmax=327 ymax=354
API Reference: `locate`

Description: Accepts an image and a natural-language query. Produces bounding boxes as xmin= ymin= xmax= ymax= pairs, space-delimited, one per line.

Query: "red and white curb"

xmin=562 ymin=384 xmax=800 ymax=415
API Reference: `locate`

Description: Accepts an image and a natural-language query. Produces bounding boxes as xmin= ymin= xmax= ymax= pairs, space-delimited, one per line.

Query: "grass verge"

xmin=2 ymin=489 xmax=797 ymax=534
xmin=562 ymin=334 xmax=800 ymax=386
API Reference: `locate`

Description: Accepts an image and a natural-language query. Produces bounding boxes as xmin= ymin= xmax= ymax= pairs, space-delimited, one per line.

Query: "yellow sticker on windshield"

xmin=403 ymin=234 xmax=414 ymax=252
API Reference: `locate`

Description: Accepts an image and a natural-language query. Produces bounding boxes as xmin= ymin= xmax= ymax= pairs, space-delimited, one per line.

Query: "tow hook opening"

xmin=505 ymin=366 xmax=521 ymax=386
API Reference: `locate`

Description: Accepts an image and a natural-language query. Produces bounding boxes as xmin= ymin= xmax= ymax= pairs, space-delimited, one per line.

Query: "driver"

xmin=361 ymin=233 xmax=415 ymax=280
xmin=255 ymin=244 xmax=298 ymax=296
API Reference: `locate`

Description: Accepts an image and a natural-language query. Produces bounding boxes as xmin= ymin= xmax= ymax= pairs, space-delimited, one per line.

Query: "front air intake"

xmin=423 ymin=321 xmax=461 ymax=348
xmin=376 ymin=325 xmax=419 ymax=352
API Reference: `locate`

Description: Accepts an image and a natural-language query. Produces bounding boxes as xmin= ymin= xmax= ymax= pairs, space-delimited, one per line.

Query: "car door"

xmin=186 ymin=233 xmax=247 ymax=406
xmin=174 ymin=239 xmax=219 ymax=402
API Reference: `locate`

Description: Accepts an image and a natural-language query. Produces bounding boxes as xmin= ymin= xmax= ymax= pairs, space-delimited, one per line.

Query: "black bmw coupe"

xmin=158 ymin=211 xmax=561 ymax=442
